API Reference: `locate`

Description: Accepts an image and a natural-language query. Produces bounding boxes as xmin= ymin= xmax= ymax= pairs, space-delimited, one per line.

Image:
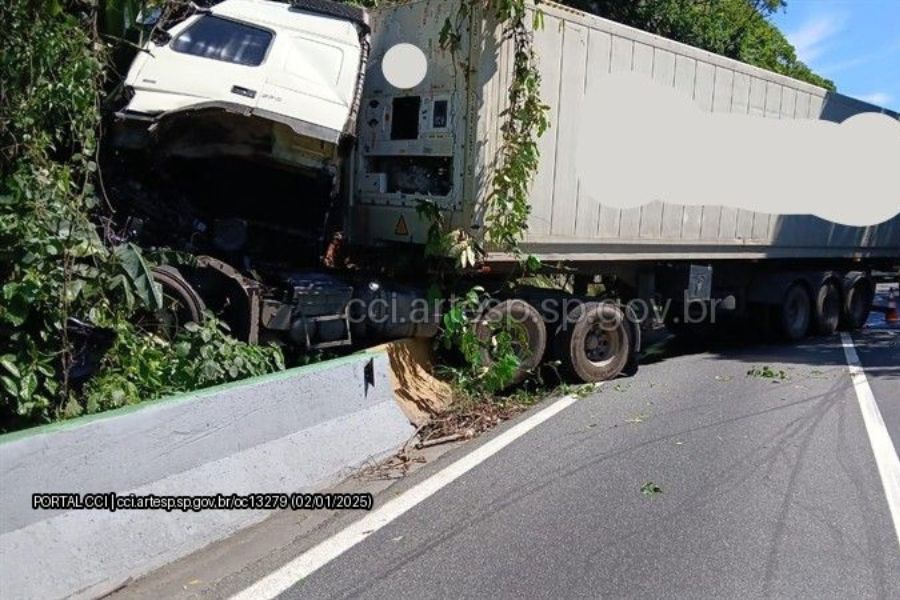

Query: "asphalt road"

xmin=275 ymin=330 xmax=900 ymax=599
xmin=116 ymin=305 xmax=900 ymax=600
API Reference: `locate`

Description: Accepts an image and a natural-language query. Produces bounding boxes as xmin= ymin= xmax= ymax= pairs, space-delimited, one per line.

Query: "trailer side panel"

xmin=472 ymin=1 xmax=900 ymax=261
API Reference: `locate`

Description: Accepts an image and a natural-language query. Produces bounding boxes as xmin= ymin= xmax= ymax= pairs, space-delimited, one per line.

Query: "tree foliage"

xmin=1 ymin=0 xmax=122 ymax=428
xmin=83 ymin=316 xmax=284 ymax=411
xmin=0 ymin=0 xmax=284 ymax=433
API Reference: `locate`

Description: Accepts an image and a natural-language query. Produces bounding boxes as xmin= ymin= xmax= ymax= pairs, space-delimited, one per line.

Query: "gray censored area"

xmin=577 ymin=73 xmax=900 ymax=227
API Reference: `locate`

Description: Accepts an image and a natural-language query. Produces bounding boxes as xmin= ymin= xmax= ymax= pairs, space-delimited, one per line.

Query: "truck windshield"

xmin=171 ymin=15 xmax=272 ymax=66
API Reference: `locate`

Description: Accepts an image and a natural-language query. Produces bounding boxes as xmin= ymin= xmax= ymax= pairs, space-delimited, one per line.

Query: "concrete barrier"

xmin=0 ymin=350 xmax=414 ymax=600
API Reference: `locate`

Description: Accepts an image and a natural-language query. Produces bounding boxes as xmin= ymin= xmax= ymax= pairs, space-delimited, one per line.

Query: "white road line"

xmin=230 ymin=394 xmax=580 ymax=600
xmin=841 ymin=332 xmax=900 ymax=548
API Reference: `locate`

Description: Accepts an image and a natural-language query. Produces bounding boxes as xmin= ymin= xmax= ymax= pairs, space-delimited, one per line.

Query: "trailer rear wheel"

xmin=813 ymin=281 xmax=840 ymax=336
xmin=475 ymin=299 xmax=546 ymax=387
xmin=778 ymin=283 xmax=811 ymax=342
xmin=554 ymin=302 xmax=630 ymax=383
xmin=840 ymin=279 xmax=873 ymax=330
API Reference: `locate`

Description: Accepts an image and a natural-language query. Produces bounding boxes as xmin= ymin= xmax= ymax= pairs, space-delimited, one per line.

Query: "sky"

xmin=770 ymin=0 xmax=900 ymax=111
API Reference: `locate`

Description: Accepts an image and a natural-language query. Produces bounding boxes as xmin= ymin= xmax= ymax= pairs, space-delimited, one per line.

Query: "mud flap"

xmin=622 ymin=303 xmax=642 ymax=377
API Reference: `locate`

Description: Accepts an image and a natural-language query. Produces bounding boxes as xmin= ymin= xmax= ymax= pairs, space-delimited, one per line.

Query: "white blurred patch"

xmin=381 ymin=43 xmax=428 ymax=90
xmin=575 ymin=73 xmax=900 ymax=227
xmin=785 ymin=14 xmax=844 ymax=64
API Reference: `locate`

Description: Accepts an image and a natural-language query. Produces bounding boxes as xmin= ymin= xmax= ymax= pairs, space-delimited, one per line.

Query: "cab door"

xmin=255 ymin=14 xmax=362 ymax=143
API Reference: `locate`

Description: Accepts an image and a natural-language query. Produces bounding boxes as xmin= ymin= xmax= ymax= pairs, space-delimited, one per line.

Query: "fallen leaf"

xmin=641 ymin=482 xmax=663 ymax=497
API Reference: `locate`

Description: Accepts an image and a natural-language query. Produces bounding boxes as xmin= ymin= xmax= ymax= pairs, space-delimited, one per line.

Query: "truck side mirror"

xmin=150 ymin=29 xmax=172 ymax=46
xmin=136 ymin=7 xmax=162 ymax=27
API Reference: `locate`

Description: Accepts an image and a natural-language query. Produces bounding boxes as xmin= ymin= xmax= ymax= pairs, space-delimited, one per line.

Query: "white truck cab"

xmin=118 ymin=0 xmax=369 ymax=171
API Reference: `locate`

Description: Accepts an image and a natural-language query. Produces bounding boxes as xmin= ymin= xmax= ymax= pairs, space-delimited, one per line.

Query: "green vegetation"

xmin=0 ymin=0 xmax=284 ymax=433
xmin=2 ymin=0 xmax=120 ymax=429
xmin=474 ymin=2 xmax=550 ymax=257
xmin=746 ymin=365 xmax=789 ymax=380
xmin=641 ymin=481 xmax=664 ymax=497
xmin=83 ymin=317 xmax=284 ymax=415
xmin=437 ymin=287 xmax=527 ymax=395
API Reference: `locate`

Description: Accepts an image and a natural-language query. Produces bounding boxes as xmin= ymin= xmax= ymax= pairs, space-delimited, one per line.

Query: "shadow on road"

xmin=641 ymin=320 xmax=898 ymax=379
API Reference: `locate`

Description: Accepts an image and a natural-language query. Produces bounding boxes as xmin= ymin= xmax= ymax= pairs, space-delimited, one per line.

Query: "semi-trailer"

xmin=111 ymin=0 xmax=900 ymax=384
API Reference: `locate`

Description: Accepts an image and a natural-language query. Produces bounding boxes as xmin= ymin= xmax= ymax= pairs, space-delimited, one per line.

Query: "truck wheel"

xmin=840 ymin=279 xmax=873 ymax=330
xmin=140 ymin=266 xmax=206 ymax=340
xmin=475 ymin=299 xmax=546 ymax=386
xmin=554 ymin=302 xmax=630 ymax=383
xmin=778 ymin=283 xmax=811 ymax=342
xmin=813 ymin=281 xmax=840 ymax=336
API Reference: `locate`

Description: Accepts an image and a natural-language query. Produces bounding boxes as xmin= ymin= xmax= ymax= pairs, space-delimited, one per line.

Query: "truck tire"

xmin=475 ymin=299 xmax=546 ymax=386
xmin=778 ymin=283 xmax=811 ymax=342
xmin=840 ymin=279 xmax=873 ymax=330
xmin=142 ymin=266 xmax=206 ymax=340
xmin=554 ymin=302 xmax=630 ymax=383
xmin=813 ymin=281 xmax=840 ymax=336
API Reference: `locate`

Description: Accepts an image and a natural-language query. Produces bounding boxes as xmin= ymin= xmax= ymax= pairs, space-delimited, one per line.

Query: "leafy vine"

xmin=437 ymin=0 xmax=549 ymax=267
xmin=430 ymin=1 xmax=551 ymax=392
xmin=479 ymin=1 xmax=549 ymax=259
